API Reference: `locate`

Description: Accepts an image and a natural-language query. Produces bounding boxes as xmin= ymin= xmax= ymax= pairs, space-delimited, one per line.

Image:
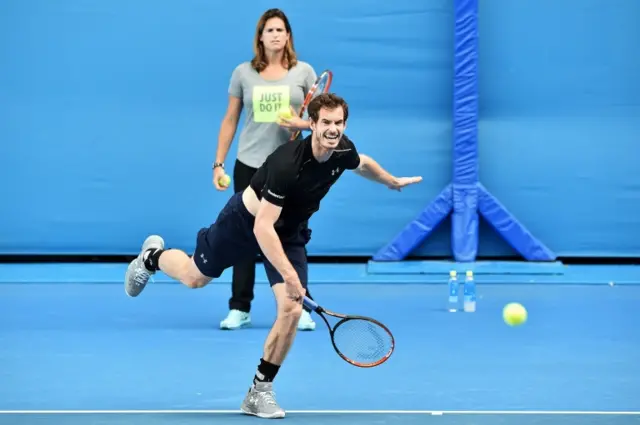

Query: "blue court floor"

xmin=1 ymin=274 xmax=640 ymax=424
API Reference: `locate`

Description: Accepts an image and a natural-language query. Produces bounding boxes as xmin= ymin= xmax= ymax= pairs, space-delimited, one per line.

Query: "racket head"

xmin=328 ymin=315 xmax=395 ymax=368
xmin=290 ymin=69 xmax=333 ymax=140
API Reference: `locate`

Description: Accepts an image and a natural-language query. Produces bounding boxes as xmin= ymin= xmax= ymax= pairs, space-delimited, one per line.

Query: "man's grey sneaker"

xmin=240 ymin=382 xmax=285 ymax=419
xmin=124 ymin=235 xmax=165 ymax=297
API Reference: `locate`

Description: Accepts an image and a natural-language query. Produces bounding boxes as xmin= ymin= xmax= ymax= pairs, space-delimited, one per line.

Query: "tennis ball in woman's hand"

xmin=503 ymin=303 xmax=527 ymax=326
xmin=218 ymin=174 xmax=231 ymax=187
xmin=278 ymin=108 xmax=293 ymax=120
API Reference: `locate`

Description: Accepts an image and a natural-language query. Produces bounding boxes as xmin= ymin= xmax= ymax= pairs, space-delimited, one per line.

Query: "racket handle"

xmin=303 ymin=296 xmax=320 ymax=312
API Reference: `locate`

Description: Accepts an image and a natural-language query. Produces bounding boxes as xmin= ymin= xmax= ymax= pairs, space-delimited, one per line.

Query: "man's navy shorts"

xmin=193 ymin=191 xmax=311 ymax=288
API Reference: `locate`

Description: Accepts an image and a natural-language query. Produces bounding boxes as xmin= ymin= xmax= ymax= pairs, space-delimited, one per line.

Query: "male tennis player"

xmin=124 ymin=93 xmax=422 ymax=419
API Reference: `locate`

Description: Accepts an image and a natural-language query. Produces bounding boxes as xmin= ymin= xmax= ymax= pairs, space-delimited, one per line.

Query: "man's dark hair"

xmin=307 ymin=93 xmax=349 ymax=123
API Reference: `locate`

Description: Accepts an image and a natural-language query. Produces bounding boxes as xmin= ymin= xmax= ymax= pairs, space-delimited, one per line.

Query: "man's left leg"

xmin=240 ymin=243 xmax=309 ymax=419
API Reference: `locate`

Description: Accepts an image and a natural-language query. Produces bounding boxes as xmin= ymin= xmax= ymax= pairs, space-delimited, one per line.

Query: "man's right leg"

xmin=240 ymin=244 xmax=308 ymax=419
xmin=240 ymin=283 xmax=302 ymax=419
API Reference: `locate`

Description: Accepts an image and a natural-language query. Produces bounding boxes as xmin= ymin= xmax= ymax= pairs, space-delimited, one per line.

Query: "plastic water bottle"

xmin=463 ymin=270 xmax=476 ymax=312
xmin=447 ymin=270 xmax=459 ymax=312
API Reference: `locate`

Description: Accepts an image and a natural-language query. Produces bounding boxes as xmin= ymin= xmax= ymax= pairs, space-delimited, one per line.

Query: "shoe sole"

xmin=297 ymin=326 xmax=315 ymax=331
xmin=124 ymin=260 xmax=144 ymax=298
xmin=240 ymin=407 xmax=285 ymax=419
xmin=220 ymin=322 xmax=251 ymax=330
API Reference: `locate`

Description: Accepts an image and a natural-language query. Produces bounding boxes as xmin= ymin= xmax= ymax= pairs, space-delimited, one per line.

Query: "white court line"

xmin=0 ymin=410 xmax=639 ymax=415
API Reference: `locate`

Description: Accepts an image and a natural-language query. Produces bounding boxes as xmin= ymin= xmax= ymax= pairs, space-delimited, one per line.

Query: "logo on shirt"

xmin=253 ymin=86 xmax=291 ymax=123
xmin=267 ymin=189 xmax=285 ymax=199
xmin=331 ymin=167 xmax=340 ymax=176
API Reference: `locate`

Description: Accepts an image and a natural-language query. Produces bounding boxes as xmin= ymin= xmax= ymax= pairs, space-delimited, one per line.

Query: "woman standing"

xmin=212 ymin=8 xmax=317 ymax=331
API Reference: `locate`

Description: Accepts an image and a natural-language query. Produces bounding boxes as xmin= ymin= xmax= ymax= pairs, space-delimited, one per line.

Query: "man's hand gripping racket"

xmin=303 ymin=296 xmax=395 ymax=368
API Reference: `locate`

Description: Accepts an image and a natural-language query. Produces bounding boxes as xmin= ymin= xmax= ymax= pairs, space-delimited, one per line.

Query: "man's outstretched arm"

xmin=353 ymin=153 xmax=422 ymax=191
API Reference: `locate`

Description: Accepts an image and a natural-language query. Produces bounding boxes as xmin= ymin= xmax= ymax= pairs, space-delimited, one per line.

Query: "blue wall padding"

xmin=1 ymin=0 xmax=639 ymax=258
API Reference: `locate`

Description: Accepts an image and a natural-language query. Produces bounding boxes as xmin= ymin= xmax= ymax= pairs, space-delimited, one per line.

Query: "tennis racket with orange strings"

xmin=290 ymin=69 xmax=333 ymax=140
xmin=303 ymin=296 xmax=395 ymax=368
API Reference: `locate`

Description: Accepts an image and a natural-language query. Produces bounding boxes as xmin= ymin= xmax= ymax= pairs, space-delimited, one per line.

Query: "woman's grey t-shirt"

xmin=229 ymin=61 xmax=317 ymax=169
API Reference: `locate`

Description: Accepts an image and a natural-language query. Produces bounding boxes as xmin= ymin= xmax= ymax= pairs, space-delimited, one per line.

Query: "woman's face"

xmin=260 ymin=17 xmax=289 ymax=53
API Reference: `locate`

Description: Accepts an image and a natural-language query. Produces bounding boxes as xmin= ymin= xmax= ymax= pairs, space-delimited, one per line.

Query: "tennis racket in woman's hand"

xmin=290 ymin=69 xmax=333 ymax=141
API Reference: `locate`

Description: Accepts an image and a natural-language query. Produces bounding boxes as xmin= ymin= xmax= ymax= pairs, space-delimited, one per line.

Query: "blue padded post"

xmin=477 ymin=183 xmax=556 ymax=261
xmin=371 ymin=0 xmax=556 ymax=263
xmin=451 ymin=0 xmax=479 ymax=262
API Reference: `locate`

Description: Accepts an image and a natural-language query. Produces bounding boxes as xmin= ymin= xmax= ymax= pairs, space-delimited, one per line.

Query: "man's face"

xmin=311 ymin=106 xmax=346 ymax=149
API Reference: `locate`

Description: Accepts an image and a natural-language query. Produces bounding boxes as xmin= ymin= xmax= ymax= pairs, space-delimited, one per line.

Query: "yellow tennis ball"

xmin=218 ymin=174 xmax=231 ymax=187
xmin=503 ymin=302 xmax=527 ymax=326
xmin=278 ymin=108 xmax=293 ymax=120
